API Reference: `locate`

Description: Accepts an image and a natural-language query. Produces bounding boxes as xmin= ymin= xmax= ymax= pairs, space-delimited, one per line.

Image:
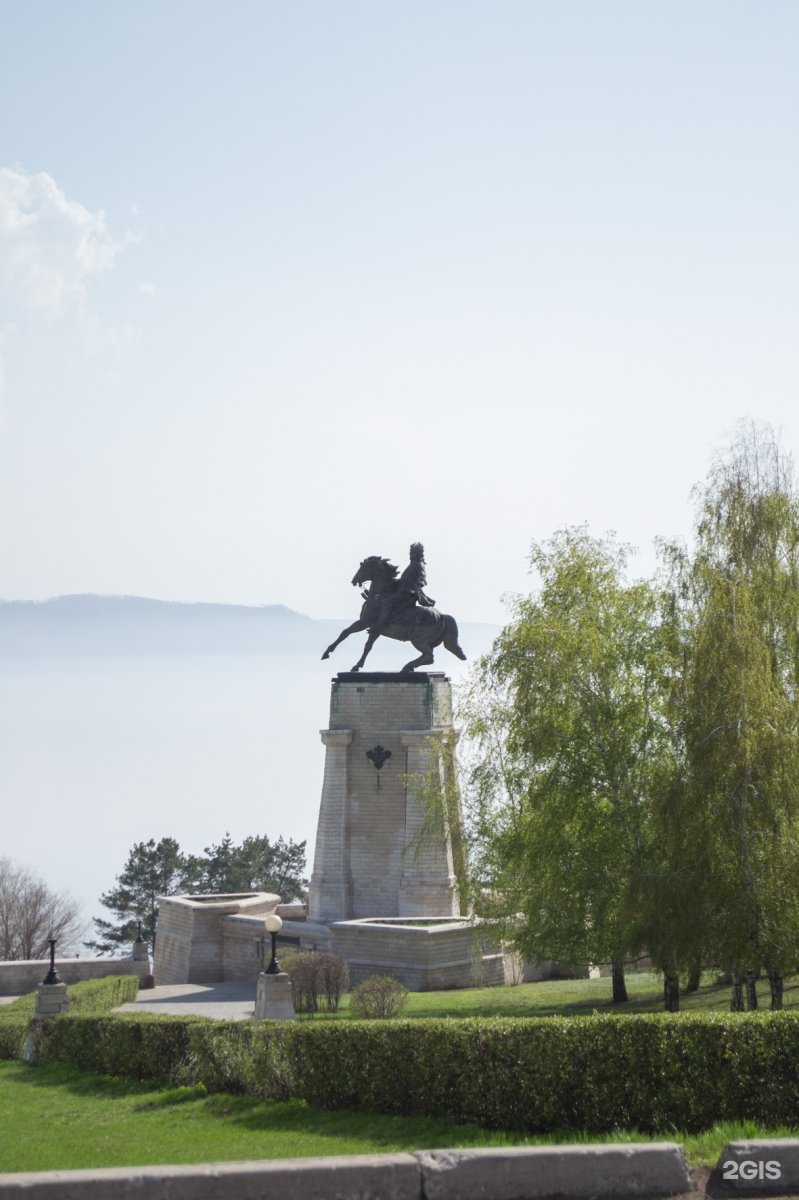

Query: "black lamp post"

xmin=42 ymin=935 xmax=61 ymax=985
xmin=265 ymin=914 xmax=282 ymax=975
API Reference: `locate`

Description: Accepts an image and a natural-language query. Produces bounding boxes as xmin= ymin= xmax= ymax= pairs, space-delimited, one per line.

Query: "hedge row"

xmin=0 ymin=975 xmax=140 ymax=1060
xmin=33 ymin=1010 xmax=799 ymax=1133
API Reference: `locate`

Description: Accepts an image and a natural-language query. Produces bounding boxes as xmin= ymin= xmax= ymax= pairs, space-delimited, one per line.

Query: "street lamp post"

xmin=265 ymin=913 xmax=282 ymax=975
xmin=42 ymin=935 xmax=61 ymax=986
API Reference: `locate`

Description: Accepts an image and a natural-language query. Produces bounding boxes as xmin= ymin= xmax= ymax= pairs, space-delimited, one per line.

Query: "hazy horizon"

xmin=1 ymin=630 xmax=498 ymax=942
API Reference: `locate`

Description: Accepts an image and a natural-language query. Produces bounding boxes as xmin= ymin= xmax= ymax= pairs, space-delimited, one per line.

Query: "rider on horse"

xmin=322 ymin=544 xmax=466 ymax=672
xmin=381 ymin=543 xmax=436 ymax=628
xmin=399 ymin=543 xmax=436 ymax=608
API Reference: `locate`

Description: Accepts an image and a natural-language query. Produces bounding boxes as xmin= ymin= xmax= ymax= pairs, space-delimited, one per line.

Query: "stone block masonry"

xmin=309 ymin=673 xmax=462 ymax=921
xmin=149 ymin=675 xmax=504 ymax=991
xmin=0 ymin=957 xmax=148 ymax=997
xmin=154 ymin=893 xmax=279 ymax=985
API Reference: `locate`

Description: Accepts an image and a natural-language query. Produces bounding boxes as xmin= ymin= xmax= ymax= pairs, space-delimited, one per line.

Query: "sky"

xmin=1 ymin=1 xmax=799 ymax=624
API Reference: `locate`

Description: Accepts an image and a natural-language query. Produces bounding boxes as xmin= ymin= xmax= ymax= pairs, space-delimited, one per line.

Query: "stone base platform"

xmin=280 ymin=914 xmax=505 ymax=991
xmin=151 ymin=894 xmax=586 ymax=991
xmin=154 ymin=892 xmax=280 ymax=985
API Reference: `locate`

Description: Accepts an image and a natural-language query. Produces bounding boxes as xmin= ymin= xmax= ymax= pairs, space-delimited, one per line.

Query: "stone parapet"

xmin=154 ymin=893 xmax=279 ymax=985
xmin=0 ymin=957 xmax=148 ymax=997
xmin=221 ymin=914 xmax=270 ymax=982
xmin=278 ymin=918 xmax=331 ymax=952
xmin=327 ymin=917 xmax=505 ymax=991
xmin=276 ymin=903 xmax=307 ymax=920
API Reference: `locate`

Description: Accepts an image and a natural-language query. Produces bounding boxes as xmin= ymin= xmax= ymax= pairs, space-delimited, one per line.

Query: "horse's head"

xmin=352 ymin=556 xmax=399 ymax=587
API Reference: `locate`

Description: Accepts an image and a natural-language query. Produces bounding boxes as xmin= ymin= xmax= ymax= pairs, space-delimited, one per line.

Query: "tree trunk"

xmin=745 ymin=972 xmax=758 ymax=1010
xmin=685 ymin=964 xmax=701 ymax=993
xmin=730 ymin=974 xmax=744 ymax=1011
xmin=663 ymin=973 xmax=680 ymax=1012
xmin=768 ymin=969 xmax=784 ymax=1011
xmin=611 ymin=959 xmax=628 ymax=1004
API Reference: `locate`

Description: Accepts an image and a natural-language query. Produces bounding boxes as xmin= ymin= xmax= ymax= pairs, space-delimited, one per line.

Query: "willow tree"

xmin=673 ymin=424 xmax=799 ymax=1009
xmin=461 ymin=527 xmax=673 ymax=1003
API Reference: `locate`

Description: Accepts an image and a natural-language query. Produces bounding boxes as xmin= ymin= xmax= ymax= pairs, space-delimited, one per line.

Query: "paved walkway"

xmin=115 ymin=981 xmax=256 ymax=1021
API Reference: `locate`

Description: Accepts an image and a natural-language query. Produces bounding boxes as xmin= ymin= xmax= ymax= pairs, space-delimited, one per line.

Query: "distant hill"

xmin=0 ymin=595 xmax=500 ymax=657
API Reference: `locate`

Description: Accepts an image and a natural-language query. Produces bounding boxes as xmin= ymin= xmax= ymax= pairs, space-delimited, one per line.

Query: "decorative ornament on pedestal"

xmin=21 ymin=937 xmax=69 ymax=1063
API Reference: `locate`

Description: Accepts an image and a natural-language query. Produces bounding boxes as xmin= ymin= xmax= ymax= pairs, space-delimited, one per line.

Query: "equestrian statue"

xmin=321 ymin=543 xmax=467 ymax=673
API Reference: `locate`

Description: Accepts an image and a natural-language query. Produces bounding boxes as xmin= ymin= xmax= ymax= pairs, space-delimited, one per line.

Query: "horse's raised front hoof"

xmin=321 ymin=649 xmax=331 ymax=660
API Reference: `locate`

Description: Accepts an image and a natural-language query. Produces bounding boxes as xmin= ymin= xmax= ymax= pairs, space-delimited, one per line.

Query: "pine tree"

xmin=85 ymin=837 xmax=194 ymax=954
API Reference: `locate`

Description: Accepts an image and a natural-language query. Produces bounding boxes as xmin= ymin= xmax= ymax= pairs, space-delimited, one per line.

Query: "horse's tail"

xmin=442 ymin=613 xmax=467 ymax=661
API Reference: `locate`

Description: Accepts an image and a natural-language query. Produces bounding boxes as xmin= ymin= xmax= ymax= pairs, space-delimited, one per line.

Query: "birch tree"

xmin=462 ymin=528 xmax=673 ymax=1002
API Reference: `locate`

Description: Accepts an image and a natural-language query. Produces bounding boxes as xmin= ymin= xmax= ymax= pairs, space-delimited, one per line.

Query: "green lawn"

xmin=1 ymin=1061 xmax=796 ymax=1172
xmin=3 ymin=972 xmax=798 ymax=1175
xmin=300 ymin=969 xmax=798 ymax=1020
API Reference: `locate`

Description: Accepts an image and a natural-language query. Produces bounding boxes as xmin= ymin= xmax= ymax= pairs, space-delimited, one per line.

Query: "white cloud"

xmin=139 ymin=281 xmax=156 ymax=296
xmin=0 ymin=166 xmax=121 ymax=316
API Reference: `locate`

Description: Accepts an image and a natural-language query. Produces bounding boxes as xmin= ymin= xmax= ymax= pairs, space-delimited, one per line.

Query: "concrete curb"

xmin=417 ymin=1144 xmax=691 ymax=1199
xmin=0 ymin=1144 xmax=691 ymax=1200
xmin=710 ymin=1140 xmax=799 ymax=1194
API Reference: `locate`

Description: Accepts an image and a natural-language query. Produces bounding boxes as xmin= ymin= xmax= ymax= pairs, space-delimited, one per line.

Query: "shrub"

xmin=350 ymin=975 xmax=408 ymax=1020
xmin=65 ymin=975 xmax=140 ymax=1013
xmin=279 ymin=951 xmax=348 ymax=1014
xmin=317 ymin=954 xmax=349 ymax=1012
xmin=25 ymin=1008 xmax=799 ymax=1134
xmin=0 ymin=1013 xmax=29 ymax=1058
xmin=0 ymin=974 xmax=139 ymax=1060
xmin=279 ymin=951 xmax=320 ymax=1013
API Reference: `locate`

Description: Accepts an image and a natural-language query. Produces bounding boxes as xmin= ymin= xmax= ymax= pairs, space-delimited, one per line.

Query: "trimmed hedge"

xmin=0 ymin=975 xmax=140 ymax=1061
xmin=33 ymin=1010 xmax=799 ymax=1133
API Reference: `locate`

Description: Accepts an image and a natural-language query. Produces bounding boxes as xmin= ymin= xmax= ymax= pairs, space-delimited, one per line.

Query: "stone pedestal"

xmin=254 ymin=971 xmax=296 ymax=1021
xmin=309 ymin=672 xmax=463 ymax=921
xmin=21 ymin=981 xmax=70 ymax=1062
xmin=35 ymin=982 xmax=69 ymax=1017
xmin=132 ymin=937 xmax=150 ymax=964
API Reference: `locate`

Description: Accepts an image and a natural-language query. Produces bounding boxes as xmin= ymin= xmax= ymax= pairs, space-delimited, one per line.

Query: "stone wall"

xmin=0 ymin=957 xmax=148 ymax=996
xmin=328 ymin=918 xmax=505 ymax=991
xmin=154 ymin=892 xmax=279 ymax=984
xmin=222 ymin=915 xmax=272 ymax=982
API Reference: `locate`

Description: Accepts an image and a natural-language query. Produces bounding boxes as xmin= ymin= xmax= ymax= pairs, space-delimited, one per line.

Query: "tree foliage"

xmin=0 ymin=857 xmax=84 ymax=959
xmin=651 ymin=423 xmax=799 ymax=1003
xmin=461 ymin=422 xmax=799 ymax=1010
xmin=461 ymin=528 xmax=674 ymax=996
xmin=88 ymin=833 xmax=307 ymax=954
xmin=86 ymin=837 xmax=192 ymax=954
xmin=194 ymin=833 xmax=307 ymax=900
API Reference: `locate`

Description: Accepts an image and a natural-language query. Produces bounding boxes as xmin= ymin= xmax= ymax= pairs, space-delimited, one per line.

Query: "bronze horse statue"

xmin=321 ymin=556 xmax=467 ymax=673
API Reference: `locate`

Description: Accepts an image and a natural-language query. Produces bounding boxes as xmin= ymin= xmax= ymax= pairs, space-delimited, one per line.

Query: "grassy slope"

xmin=299 ymin=969 xmax=799 ymax=1020
xmin=1 ymin=1061 xmax=796 ymax=1173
